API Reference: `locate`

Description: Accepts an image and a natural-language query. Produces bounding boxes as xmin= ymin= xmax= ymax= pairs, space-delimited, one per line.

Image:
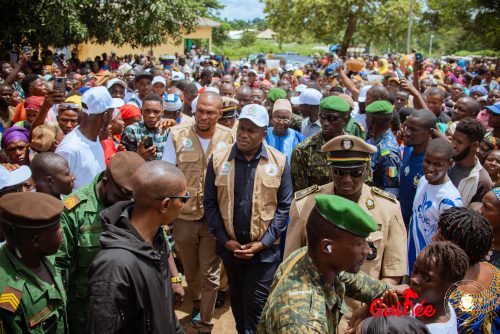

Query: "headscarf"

xmin=24 ymin=96 xmax=45 ymax=112
xmin=1 ymin=126 xmax=30 ymax=149
xmin=378 ymin=59 xmax=389 ymax=75
xmin=119 ymin=104 xmax=141 ymax=122
xmin=470 ymin=85 xmax=488 ymax=96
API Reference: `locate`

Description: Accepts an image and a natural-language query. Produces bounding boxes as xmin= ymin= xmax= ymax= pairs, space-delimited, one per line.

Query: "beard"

xmin=453 ymin=146 xmax=471 ymax=162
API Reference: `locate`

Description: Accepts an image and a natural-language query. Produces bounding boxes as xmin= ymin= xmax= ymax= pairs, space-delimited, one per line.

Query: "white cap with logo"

xmin=163 ymin=93 xmax=183 ymax=112
xmin=152 ymin=76 xmax=166 ymax=87
xmin=239 ymin=104 xmax=269 ymax=127
xmin=81 ymin=86 xmax=124 ymax=115
xmin=0 ymin=165 xmax=31 ymax=190
xmin=106 ymin=78 xmax=127 ymax=90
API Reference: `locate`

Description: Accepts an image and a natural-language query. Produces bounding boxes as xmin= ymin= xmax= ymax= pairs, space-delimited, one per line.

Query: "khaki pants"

xmin=174 ymin=218 xmax=221 ymax=331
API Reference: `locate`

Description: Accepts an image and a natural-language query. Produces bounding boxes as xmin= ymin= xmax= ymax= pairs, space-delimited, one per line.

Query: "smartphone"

xmin=54 ymin=77 xmax=67 ymax=93
xmin=415 ymin=53 xmax=424 ymax=69
xmin=144 ymin=136 xmax=154 ymax=149
xmin=53 ymin=54 xmax=66 ymax=69
xmin=22 ymin=46 xmax=32 ymax=60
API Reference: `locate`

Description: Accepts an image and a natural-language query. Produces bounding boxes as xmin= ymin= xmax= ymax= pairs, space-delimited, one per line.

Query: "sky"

xmin=218 ymin=0 xmax=265 ymax=21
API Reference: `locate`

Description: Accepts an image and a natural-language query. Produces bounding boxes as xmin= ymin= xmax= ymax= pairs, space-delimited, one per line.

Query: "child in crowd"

xmin=408 ymin=138 xmax=462 ymax=273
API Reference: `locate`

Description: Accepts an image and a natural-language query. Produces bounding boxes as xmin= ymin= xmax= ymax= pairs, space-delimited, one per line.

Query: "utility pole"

xmin=406 ymin=0 xmax=414 ymax=53
xmin=429 ymin=34 xmax=434 ymax=58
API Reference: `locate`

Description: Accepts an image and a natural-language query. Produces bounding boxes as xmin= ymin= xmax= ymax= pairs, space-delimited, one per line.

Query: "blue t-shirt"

xmin=265 ymin=128 xmax=305 ymax=165
xmin=399 ymin=146 xmax=425 ymax=226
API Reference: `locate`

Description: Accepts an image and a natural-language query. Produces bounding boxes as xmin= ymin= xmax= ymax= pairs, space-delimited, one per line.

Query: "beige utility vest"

xmin=170 ymin=122 xmax=235 ymax=220
xmin=212 ymin=144 xmax=286 ymax=242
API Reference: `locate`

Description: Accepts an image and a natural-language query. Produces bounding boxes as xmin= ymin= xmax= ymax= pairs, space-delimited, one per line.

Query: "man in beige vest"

xmin=284 ymin=134 xmax=407 ymax=333
xmin=162 ymin=91 xmax=235 ymax=333
xmin=204 ymin=104 xmax=293 ymax=333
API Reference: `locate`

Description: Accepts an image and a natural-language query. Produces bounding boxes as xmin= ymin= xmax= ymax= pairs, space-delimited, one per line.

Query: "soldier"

xmin=290 ymin=96 xmax=353 ymax=191
xmin=284 ymin=134 xmax=407 ymax=332
xmin=218 ymin=96 xmax=239 ymax=131
xmin=162 ymin=91 xmax=235 ymax=333
xmin=53 ymin=151 xmax=148 ymax=334
xmin=365 ymin=100 xmax=401 ymax=197
xmin=0 ymin=192 xmax=67 ymax=333
xmin=257 ymin=194 xmax=395 ymax=333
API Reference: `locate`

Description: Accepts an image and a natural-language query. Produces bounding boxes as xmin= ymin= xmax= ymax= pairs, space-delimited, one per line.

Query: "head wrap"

xmin=119 ymin=104 xmax=141 ymax=121
xmin=24 ymin=96 xmax=45 ymax=112
xmin=483 ymin=135 xmax=499 ymax=150
xmin=470 ymin=85 xmax=488 ymax=96
xmin=1 ymin=126 xmax=30 ymax=149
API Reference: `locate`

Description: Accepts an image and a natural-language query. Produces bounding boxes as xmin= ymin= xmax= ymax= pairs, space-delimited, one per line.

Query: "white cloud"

xmin=217 ymin=0 xmax=265 ymax=21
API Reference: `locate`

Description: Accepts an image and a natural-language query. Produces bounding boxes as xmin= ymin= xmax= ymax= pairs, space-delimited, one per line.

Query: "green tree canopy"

xmin=0 ymin=0 xmax=222 ymax=49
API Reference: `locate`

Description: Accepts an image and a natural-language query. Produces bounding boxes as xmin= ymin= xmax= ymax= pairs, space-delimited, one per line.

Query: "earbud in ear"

xmin=326 ymin=245 xmax=332 ymax=253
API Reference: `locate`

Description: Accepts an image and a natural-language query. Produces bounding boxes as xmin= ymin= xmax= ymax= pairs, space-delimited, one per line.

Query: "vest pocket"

xmin=260 ymin=177 xmax=280 ymax=221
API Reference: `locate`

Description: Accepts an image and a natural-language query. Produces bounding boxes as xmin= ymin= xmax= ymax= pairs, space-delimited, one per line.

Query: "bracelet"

xmin=171 ymin=276 xmax=182 ymax=284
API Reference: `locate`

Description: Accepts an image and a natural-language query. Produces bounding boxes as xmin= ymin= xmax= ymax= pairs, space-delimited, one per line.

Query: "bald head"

xmin=31 ymin=152 xmax=68 ymax=182
xmin=236 ymin=85 xmax=252 ymax=96
xmin=132 ymin=161 xmax=186 ymax=207
xmin=365 ymin=85 xmax=390 ymax=106
xmin=412 ymin=108 xmax=437 ymax=129
xmin=221 ymin=74 xmax=234 ymax=84
xmin=198 ymin=91 xmax=223 ymax=109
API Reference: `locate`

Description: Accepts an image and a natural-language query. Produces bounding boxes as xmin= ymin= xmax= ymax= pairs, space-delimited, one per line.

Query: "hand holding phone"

xmin=54 ymin=77 xmax=67 ymax=94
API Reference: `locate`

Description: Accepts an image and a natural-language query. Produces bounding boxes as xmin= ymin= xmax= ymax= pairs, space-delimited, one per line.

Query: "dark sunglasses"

xmin=332 ymin=169 xmax=364 ymax=178
xmin=154 ymin=192 xmax=190 ymax=203
xmin=319 ymin=113 xmax=345 ymax=122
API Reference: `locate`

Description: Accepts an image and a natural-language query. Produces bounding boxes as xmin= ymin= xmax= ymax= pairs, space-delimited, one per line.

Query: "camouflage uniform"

xmin=257 ymin=247 xmax=391 ymax=334
xmin=344 ymin=116 xmax=366 ymax=140
xmin=290 ymin=132 xmax=372 ymax=191
xmin=290 ymin=113 xmax=303 ymax=133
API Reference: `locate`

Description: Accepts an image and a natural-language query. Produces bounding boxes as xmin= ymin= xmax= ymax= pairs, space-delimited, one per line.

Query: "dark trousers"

xmin=223 ymin=258 xmax=279 ymax=334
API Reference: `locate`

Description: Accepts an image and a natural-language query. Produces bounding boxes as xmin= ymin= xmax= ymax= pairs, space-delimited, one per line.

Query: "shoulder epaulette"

xmin=63 ymin=194 xmax=82 ymax=211
xmin=0 ymin=286 xmax=22 ymax=313
xmin=356 ymin=122 xmax=365 ymax=133
xmin=294 ymin=184 xmax=321 ymax=200
xmin=371 ymin=187 xmax=397 ymax=202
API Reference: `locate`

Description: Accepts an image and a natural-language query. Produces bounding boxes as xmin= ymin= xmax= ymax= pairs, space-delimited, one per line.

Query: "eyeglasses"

xmin=319 ymin=113 xmax=345 ymax=122
xmin=154 ymin=192 xmax=190 ymax=203
xmin=332 ymin=168 xmax=365 ymax=178
xmin=272 ymin=117 xmax=291 ymax=124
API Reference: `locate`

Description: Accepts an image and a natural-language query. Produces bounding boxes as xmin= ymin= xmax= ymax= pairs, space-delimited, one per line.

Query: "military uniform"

xmin=0 ymin=247 xmax=67 ymax=334
xmin=257 ymin=247 xmax=391 ymax=334
xmin=344 ymin=116 xmax=366 ymax=140
xmin=0 ymin=192 xmax=67 ymax=334
xmin=53 ymin=173 xmax=105 ymax=334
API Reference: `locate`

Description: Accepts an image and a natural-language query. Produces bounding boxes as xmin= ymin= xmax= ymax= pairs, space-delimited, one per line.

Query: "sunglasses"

xmin=154 ymin=192 xmax=190 ymax=203
xmin=319 ymin=113 xmax=345 ymax=122
xmin=332 ymin=169 xmax=365 ymax=178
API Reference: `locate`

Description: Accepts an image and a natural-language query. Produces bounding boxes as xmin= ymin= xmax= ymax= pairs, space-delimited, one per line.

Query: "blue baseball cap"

xmin=486 ymin=103 xmax=500 ymax=115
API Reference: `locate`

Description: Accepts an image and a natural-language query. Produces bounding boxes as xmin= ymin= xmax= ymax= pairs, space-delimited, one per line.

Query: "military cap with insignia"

xmin=221 ymin=97 xmax=238 ymax=119
xmin=108 ymin=151 xmax=145 ymax=192
xmin=365 ymin=100 xmax=394 ymax=114
xmin=267 ymin=88 xmax=287 ymax=102
xmin=321 ymin=134 xmax=376 ymax=168
xmin=320 ymin=96 xmax=351 ymax=113
xmin=314 ymin=194 xmax=377 ymax=238
xmin=0 ymin=192 xmax=64 ymax=229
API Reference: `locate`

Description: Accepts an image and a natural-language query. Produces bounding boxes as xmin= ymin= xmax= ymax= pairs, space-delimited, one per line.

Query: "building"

xmin=75 ymin=18 xmax=220 ymax=59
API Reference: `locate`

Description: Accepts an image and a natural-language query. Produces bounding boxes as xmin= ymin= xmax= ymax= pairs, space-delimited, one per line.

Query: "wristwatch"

xmin=171 ymin=276 xmax=182 ymax=284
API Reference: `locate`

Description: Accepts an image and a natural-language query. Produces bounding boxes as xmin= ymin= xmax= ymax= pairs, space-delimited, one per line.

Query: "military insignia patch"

xmin=365 ymin=198 xmax=375 ymax=209
xmin=341 ymin=138 xmax=353 ymax=150
xmin=371 ymin=187 xmax=397 ymax=202
xmin=0 ymin=286 xmax=22 ymax=313
xmin=63 ymin=194 xmax=81 ymax=211
xmin=294 ymin=184 xmax=320 ymax=200
xmin=366 ymin=241 xmax=377 ymax=260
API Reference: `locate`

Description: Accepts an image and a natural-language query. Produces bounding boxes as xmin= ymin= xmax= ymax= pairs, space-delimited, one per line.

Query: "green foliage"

xmin=212 ymin=22 xmax=231 ymax=46
xmin=240 ymin=31 xmax=257 ymax=47
xmin=0 ymin=0 xmax=222 ymax=49
xmin=214 ymin=40 xmax=322 ymax=60
xmin=454 ymin=50 xmax=500 ymax=57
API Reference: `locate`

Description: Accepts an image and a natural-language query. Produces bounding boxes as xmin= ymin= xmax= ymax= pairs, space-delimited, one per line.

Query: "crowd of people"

xmin=0 ymin=47 xmax=499 ymax=334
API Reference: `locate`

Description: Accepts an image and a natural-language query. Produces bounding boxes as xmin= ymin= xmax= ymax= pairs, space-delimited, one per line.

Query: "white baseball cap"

xmin=81 ymin=86 xmax=124 ymax=115
xmin=298 ymin=88 xmax=322 ymax=105
xmin=358 ymin=85 xmax=372 ymax=103
xmin=172 ymin=71 xmax=185 ymax=81
xmin=106 ymin=78 xmax=127 ymax=90
xmin=163 ymin=93 xmax=183 ymax=112
xmin=239 ymin=104 xmax=269 ymax=127
xmin=295 ymin=84 xmax=307 ymax=93
xmin=0 ymin=165 xmax=31 ymax=190
xmin=152 ymin=76 xmax=166 ymax=87
xmin=285 ymin=64 xmax=294 ymax=72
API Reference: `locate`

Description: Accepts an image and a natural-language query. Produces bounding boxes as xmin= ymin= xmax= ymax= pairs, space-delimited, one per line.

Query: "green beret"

xmin=314 ymin=194 xmax=377 ymax=238
xmin=267 ymin=88 xmax=287 ymax=102
xmin=321 ymin=134 xmax=376 ymax=167
xmin=365 ymin=100 xmax=394 ymax=114
xmin=320 ymin=96 xmax=350 ymax=113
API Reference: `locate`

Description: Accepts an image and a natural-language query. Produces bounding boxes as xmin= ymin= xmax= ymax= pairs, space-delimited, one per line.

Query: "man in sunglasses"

xmin=291 ymin=96 xmax=365 ymax=191
xmin=284 ymin=134 xmax=407 ymax=332
xmin=54 ymin=152 xmax=148 ymax=334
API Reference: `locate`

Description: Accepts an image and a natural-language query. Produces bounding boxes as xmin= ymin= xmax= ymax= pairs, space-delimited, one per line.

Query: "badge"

xmin=366 ymin=198 xmax=375 ymax=209
xmin=404 ymin=166 xmax=410 ymax=176
xmin=341 ymin=138 xmax=353 ymax=150
xmin=182 ymin=138 xmax=193 ymax=151
xmin=220 ymin=162 xmax=231 ymax=176
xmin=0 ymin=286 xmax=22 ymax=313
xmin=413 ymin=175 xmax=420 ymax=187
xmin=366 ymin=241 xmax=377 ymax=261
xmin=264 ymin=163 xmax=279 ymax=176
xmin=215 ymin=141 xmax=228 ymax=151
xmin=247 ymin=105 xmax=258 ymax=115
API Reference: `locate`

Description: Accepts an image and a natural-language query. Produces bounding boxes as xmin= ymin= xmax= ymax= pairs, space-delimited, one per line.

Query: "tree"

xmin=240 ymin=31 xmax=257 ymax=47
xmin=0 ymin=0 xmax=222 ymax=49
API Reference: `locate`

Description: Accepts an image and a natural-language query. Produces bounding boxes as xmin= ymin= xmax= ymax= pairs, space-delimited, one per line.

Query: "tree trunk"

xmin=339 ymin=13 xmax=358 ymax=57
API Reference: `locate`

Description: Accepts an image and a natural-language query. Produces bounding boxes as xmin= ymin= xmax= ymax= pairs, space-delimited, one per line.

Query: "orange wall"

xmin=76 ymin=27 xmax=213 ymax=60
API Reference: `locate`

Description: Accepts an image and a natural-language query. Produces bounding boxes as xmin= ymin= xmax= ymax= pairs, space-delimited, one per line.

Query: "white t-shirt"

xmin=407 ymin=177 xmax=462 ymax=273
xmin=55 ymin=127 xmax=105 ymax=190
xmin=162 ymin=133 xmax=210 ymax=165
xmin=426 ymin=303 xmax=458 ymax=334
